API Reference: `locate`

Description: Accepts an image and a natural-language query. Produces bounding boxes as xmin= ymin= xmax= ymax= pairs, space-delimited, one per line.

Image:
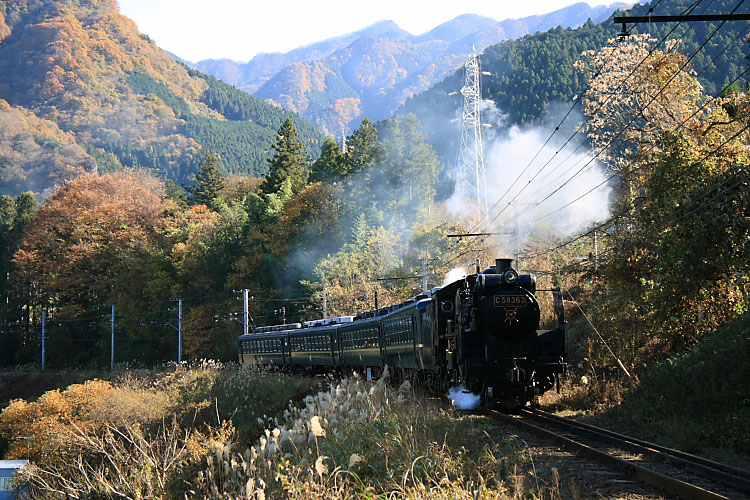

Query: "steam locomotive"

xmin=238 ymin=258 xmax=566 ymax=408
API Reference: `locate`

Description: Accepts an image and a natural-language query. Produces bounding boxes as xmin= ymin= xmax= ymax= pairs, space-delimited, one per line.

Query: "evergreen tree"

xmin=345 ymin=118 xmax=384 ymax=175
xmin=186 ymin=153 xmax=225 ymax=208
xmin=310 ymin=137 xmax=347 ymax=183
xmin=262 ymin=117 xmax=310 ymax=195
xmin=377 ymin=113 xmax=440 ymax=215
xmin=165 ymin=179 xmax=189 ymax=208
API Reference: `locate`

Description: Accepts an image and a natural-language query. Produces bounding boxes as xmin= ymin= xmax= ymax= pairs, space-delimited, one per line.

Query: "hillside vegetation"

xmin=612 ymin=311 xmax=750 ymax=456
xmin=400 ymin=0 xmax=750 ymax=166
xmin=0 ymin=0 xmax=323 ymax=198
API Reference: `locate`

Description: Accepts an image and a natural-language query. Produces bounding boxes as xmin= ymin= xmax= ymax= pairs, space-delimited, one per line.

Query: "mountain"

xmin=193 ymin=3 xmax=630 ymax=135
xmin=397 ymin=0 xmax=750 ymax=169
xmin=0 ymin=0 xmax=324 ymax=198
xmin=192 ymin=20 xmax=411 ymax=93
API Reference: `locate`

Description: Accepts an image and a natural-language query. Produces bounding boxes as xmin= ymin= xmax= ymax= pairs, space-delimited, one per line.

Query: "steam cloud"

xmin=442 ymin=267 xmax=467 ymax=286
xmin=449 ymin=100 xmax=613 ymax=258
xmin=448 ymin=385 xmax=481 ymax=410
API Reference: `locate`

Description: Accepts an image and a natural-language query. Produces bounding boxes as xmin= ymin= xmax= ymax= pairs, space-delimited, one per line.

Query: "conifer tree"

xmin=346 ymin=118 xmax=384 ymax=175
xmin=262 ymin=117 xmax=310 ymax=194
xmin=310 ymin=137 xmax=346 ymax=183
xmin=186 ymin=153 xmax=225 ymax=207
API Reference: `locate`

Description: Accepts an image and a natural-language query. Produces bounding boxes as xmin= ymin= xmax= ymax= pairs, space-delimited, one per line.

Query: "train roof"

xmin=239 ymin=288 xmax=440 ymax=340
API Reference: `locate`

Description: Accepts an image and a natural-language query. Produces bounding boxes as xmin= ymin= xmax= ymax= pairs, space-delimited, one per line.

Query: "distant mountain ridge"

xmin=193 ymin=2 xmax=630 ymax=134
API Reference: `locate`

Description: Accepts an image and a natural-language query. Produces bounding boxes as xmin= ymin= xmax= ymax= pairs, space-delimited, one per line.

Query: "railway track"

xmin=486 ymin=407 xmax=750 ymax=499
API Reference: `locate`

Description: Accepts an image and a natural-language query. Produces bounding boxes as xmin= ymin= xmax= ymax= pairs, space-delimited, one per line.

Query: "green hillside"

xmin=398 ymin=0 xmax=750 ymax=165
xmin=0 ymin=0 xmax=323 ymax=197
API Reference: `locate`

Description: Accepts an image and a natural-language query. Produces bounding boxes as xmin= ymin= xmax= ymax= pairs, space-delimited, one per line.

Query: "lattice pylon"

xmin=454 ymin=44 xmax=489 ymax=223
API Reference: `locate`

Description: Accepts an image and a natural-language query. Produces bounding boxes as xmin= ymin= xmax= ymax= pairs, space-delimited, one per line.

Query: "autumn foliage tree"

xmin=574 ymin=35 xmax=750 ymax=360
xmin=13 ymin=171 xmax=173 ymax=365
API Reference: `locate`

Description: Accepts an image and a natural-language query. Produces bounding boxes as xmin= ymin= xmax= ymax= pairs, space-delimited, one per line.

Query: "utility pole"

xmin=234 ymin=289 xmax=250 ymax=336
xmin=514 ymin=202 xmax=521 ymax=272
xmin=593 ymin=231 xmax=599 ymax=272
xmin=41 ymin=310 xmax=46 ymax=371
xmin=322 ymin=281 xmax=327 ymax=319
xmin=232 ymin=289 xmax=258 ymax=334
xmin=169 ymin=298 xmax=183 ymax=363
xmin=422 ymin=255 xmax=428 ymax=292
xmin=177 ymin=298 xmax=182 ymax=363
xmin=110 ymin=303 xmax=115 ymax=370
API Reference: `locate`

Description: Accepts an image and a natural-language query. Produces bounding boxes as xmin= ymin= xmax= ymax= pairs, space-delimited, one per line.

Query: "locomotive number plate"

xmin=494 ymin=295 xmax=527 ymax=307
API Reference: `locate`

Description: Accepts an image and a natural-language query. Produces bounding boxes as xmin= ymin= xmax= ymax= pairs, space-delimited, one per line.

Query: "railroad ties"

xmin=486 ymin=408 xmax=750 ymax=499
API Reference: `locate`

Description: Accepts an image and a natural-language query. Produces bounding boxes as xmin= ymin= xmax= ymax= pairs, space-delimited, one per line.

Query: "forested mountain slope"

xmin=398 ymin=0 xmax=750 ymax=165
xmin=0 ymin=0 xmax=323 ymax=198
xmin=195 ymin=3 xmax=629 ymax=135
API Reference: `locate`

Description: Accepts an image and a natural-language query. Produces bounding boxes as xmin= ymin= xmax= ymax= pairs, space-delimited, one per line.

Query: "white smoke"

xmin=449 ymin=102 xmax=612 ymax=255
xmin=442 ymin=267 xmax=466 ymax=286
xmin=448 ymin=385 xmax=481 ymax=410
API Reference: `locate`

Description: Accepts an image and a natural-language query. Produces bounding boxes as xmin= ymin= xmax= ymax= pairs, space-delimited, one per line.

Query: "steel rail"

xmin=526 ymin=408 xmax=750 ymax=492
xmin=486 ymin=408 xmax=745 ymax=499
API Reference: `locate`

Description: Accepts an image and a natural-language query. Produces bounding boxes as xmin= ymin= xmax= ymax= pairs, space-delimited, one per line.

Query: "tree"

xmin=12 ymin=172 xmax=171 ymax=366
xmin=574 ymin=34 xmax=750 ymax=357
xmin=261 ymin=117 xmax=310 ymax=195
xmin=376 ymin=114 xmax=441 ymax=217
xmin=345 ymin=118 xmax=384 ymax=175
xmin=186 ymin=153 xmax=225 ymax=208
xmin=310 ymin=137 xmax=347 ymax=183
xmin=0 ymin=192 xmax=37 ymax=365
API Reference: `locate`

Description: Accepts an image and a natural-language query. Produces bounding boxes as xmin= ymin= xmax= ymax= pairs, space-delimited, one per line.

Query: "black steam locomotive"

xmin=238 ymin=258 xmax=566 ymax=408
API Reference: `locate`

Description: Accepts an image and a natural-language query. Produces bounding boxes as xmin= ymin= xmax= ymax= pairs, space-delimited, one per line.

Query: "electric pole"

xmin=234 ymin=289 xmax=250 ymax=336
xmin=422 ymin=255 xmax=428 ymax=292
xmin=593 ymin=231 xmax=599 ymax=273
xmin=177 ymin=298 xmax=182 ymax=363
xmin=41 ymin=310 xmax=46 ymax=371
xmin=169 ymin=298 xmax=183 ymax=363
xmin=322 ymin=281 xmax=327 ymax=319
xmin=110 ymin=303 xmax=115 ymax=370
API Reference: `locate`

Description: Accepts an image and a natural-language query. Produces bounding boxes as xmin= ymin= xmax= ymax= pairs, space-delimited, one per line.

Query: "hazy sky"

xmin=117 ymin=0 xmax=616 ymax=62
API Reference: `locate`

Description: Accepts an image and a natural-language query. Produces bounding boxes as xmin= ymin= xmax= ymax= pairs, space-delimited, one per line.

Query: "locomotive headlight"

xmin=503 ymin=269 xmax=519 ymax=284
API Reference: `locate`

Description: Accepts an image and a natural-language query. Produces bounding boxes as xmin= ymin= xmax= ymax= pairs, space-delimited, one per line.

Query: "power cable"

xmin=428 ymin=1 xmax=705 ymax=270
xmin=477 ymin=0 xmax=705 ymax=231
xmin=525 ymin=2 xmax=745 ymax=225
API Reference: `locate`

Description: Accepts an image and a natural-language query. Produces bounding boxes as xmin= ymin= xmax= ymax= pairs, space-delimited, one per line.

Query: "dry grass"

xmin=3 ymin=363 xmax=572 ymax=499
xmin=193 ymin=369 xmax=566 ymax=499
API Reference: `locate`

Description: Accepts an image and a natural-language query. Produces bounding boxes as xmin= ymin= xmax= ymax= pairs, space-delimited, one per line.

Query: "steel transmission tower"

xmin=454 ymin=44 xmax=489 ymax=222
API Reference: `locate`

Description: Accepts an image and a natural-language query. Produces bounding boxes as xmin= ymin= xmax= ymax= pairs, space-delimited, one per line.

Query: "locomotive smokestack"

xmin=495 ymin=258 xmax=513 ymax=273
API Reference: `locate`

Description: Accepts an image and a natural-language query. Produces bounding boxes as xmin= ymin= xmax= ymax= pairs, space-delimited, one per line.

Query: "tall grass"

xmin=3 ymin=363 xmax=571 ymax=498
xmin=194 ymin=369 xmax=566 ymax=499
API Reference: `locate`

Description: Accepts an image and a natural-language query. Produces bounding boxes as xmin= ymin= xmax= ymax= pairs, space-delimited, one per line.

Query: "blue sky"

xmin=118 ymin=0 xmax=616 ymax=62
